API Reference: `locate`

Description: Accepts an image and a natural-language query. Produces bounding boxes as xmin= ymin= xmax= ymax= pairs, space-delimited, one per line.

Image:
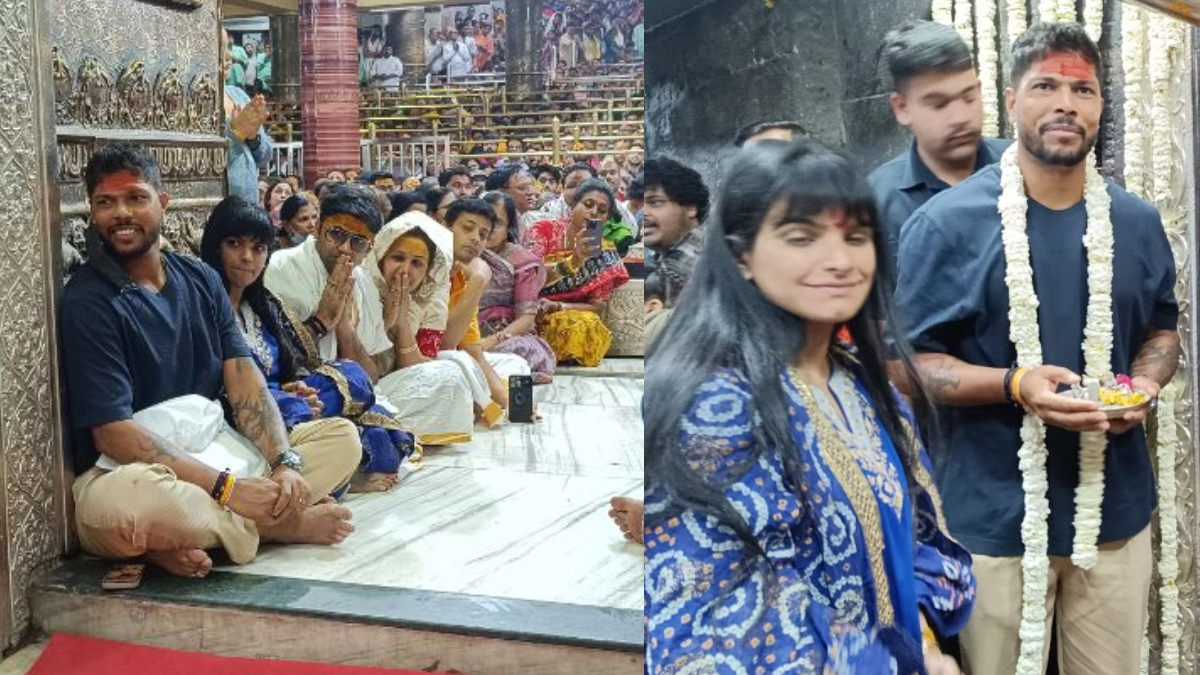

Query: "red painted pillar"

xmin=299 ymin=0 xmax=360 ymax=187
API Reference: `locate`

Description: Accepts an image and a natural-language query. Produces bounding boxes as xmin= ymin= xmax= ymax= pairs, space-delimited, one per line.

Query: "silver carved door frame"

xmin=0 ymin=0 xmax=71 ymax=654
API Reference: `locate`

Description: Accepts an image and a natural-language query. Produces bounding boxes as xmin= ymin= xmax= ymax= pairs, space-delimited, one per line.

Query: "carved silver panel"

xmin=49 ymin=0 xmax=225 ymax=258
xmin=0 ymin=0 xmax=70 ymax=651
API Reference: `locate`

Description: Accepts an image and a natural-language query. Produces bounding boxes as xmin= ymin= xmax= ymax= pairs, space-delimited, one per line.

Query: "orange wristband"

xmin=1010 ymin=368 xmax=1029 ymax=407
xmin=218 ymin=475 xmax=237 ymax=508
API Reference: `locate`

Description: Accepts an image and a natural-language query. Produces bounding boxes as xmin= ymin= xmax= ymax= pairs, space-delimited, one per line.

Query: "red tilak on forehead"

xmin=95 ymin=171 xmax=148 ymax=194
xmin=826 ymin=206 xmax=850 ymax=229
xmin=1037 ymin=52 xmax=1095 ymax=81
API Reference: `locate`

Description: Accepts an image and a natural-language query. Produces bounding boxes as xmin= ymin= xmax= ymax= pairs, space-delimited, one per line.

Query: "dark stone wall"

xmin=646 ymin=0 xmax=846 ymax=179
xmin=647 ymin=0 xmax=929 ymax=180
xmin=835 ymin=0 xmax=931 ymax=170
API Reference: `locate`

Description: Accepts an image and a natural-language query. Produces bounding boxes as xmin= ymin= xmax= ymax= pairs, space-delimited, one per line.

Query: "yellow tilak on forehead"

xmin=388 ymin=234 xmax=430 ymax=261
xmin=323 ymin=214 xmax=373 ymax=238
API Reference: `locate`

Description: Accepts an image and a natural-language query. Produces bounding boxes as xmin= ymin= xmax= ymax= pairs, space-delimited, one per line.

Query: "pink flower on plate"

xmin=1114 ymin=374 xmax=1134 ymax=390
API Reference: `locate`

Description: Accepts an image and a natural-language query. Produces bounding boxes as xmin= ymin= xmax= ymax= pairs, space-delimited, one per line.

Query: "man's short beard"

xmin=101 ymin=225 xmax=160 ymax=261
xmin=1019 ymin=124 xmax=1097 ymax=167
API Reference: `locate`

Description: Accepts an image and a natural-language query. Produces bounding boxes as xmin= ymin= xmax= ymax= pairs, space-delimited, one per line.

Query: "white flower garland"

xmin=1007 ymin=0 xmax=1026 ymax=43
xmin=1141 ymin=621 xmax=1152 ymax=675
xmin=954 ymin=0 xmax=974 ymax=52
xmin=933 ymin=0 xmax=954 ymax=26
xmin=1057 ymin=0 xmax=1077 ymax=22
xmin=1122 ymin=6 xmax=1148 ymax=199
xmin=1083 ymin=0 xmax=1103 ymax=40
xmin=1038 ymin=0 xmax=1058 ymax=24
xmin=1072 ymin=149 xmax=1114 ymax=570
xmin=1150 ymin=15 xmax=1185 ymax=209
xmin=998 ymin=142 xmax=1115 ymax=674
xmin=1157 ymin=383 xmax=1181 ymax=675
xmin=976 ymin=0 xmax=999 ymax=137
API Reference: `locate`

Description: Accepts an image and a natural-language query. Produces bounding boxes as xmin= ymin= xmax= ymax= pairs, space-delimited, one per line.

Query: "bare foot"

xmin=260 ymin=503 xmax=355 ymax=546
xmin=146 ymin=548 xmax=213 ymax=578
xmin=608 ymin=496 xmax=643 ymax=545
xmin=349 ymin=472 xmax=399 ymax=493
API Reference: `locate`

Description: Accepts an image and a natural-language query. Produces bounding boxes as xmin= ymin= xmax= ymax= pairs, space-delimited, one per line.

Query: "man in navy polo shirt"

xmin=870 ymin=20 xmax=1011 ymax=262
xmin=895 ymin=23 xmax=1179 ymax=675
xmin=61 ymin=143 xmax=361 ymax=578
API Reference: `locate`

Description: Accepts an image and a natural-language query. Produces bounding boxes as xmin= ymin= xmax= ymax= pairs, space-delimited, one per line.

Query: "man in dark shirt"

xmin=894 ymin=24 xmax=1179 ymax=675
xmin=869 ymin=20 xmax=1011 ymax=262
xmin=642 ymin=157 xmax=708 ymax=295
xmin=61 ymin=143 xmax=361 ymax=578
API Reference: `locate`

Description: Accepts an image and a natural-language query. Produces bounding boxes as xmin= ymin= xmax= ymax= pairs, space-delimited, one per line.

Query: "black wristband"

xmin=246 ymin=135 xmax=261 ymax=151
xmin=305 ymin=315 xmax=328 ymax=338
xmin=1003 ymin=366 xmax=1019 ymax=406
xmin=211 ymin=469 xmax=230 ymax=501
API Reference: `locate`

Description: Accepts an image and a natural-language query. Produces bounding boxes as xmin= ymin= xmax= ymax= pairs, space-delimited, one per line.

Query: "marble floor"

xmin=221 ymin=359 xmax=645 ymax=612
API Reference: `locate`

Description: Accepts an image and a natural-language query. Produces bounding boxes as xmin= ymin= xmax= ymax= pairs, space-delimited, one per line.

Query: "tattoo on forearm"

xmin=919 ymin=357 xmax=961 ymax=402
xmin=1131 ymin=332 xmax=1183 ymax=386
xmin=230 ymin=358 xmax=290 ymax=454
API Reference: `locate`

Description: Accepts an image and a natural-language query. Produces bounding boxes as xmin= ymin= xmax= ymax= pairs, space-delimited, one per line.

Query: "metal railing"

xmin=270 ymin=141 xmax=304 ymax=177
xmin=420 ymin=71 xmax=508 ymax=90
xmin=269 ymin=136 xmax=453 ymax=180
xmin=361 ymin=136 xmax=453 ymax=177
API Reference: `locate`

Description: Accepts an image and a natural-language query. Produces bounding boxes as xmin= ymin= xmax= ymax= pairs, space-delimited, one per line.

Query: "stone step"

xmin=29 ymin=558 xmax=642 ymax=674
xmin=0 ymin=641 xmax=45 ymax=674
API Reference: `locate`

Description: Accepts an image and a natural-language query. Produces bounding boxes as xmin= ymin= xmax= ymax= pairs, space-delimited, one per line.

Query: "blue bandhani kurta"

xmin=645 ymin=358 xmax=975 ymax=674
xmin=246 ymin=300 xmax=417 ymax=480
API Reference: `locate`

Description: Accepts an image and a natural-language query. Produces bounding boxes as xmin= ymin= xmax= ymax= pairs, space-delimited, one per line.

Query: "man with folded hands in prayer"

xmin=264 ymin=182 xmax=393 ymax=379
xmin=61 ymin=143 xmax=360 ymax=579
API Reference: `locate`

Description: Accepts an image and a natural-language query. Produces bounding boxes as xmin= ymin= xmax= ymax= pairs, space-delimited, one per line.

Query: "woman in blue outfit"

xmin=643 ymin=140 xmax=974 ymax=674
xmin=201 ymin=196 xmax=417 ymax=495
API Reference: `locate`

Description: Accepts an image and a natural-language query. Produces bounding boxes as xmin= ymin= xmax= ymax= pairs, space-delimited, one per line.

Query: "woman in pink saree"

xmin=478 ymin=192 xmax=556 ymax=383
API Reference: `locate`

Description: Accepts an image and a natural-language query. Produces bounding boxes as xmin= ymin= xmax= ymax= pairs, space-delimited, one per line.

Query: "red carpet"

xmin=30 ymin=634 xmax=464 ymax=674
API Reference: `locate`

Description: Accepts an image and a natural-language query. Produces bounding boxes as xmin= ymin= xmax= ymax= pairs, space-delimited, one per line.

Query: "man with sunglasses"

xmin=265 ymin=183 xmax=391 ymax=382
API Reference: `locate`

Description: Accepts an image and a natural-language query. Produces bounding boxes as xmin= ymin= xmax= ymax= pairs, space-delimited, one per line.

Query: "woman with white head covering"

xmin=371 ymin=212 xmax=512 ymax=437
xmin=368 ymin=213 xmax=477 ymax=444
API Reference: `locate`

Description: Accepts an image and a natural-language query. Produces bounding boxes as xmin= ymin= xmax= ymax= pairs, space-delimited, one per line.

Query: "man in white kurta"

xmin=445 ymin=30 xmax=474 ymax=79
xmin=371 ymin=46 xmax=404 ymax=92
xmin=264 ymin=185 xmax=392 ymax=369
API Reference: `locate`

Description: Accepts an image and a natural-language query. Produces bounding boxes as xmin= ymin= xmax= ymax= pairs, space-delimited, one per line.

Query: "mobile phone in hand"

xmin=102 ymin=563 xmax=146 ymax=591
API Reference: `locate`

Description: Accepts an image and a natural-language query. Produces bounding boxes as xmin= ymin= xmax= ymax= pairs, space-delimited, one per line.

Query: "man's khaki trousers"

xmin=73 ymin=418 xmax=360 ymax=564
xmin=960 ymin=525 xmax=1152 ymax=675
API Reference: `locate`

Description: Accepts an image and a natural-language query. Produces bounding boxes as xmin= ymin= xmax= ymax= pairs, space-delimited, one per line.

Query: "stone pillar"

xmin=270 ymin=14 xmax=301 ymax=105
xmin=299 ymin=0 xmax=361 ymax=186
xmin=505 ymin=0 xmax=542 ymax=93
xmin=387 ymin=8 xmax=426 ymax=86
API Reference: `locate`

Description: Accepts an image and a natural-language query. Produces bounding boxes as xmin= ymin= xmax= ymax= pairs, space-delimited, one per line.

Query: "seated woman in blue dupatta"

xmin=644 ymin=140 xmax=974 ymax=675
xmin=201 ymin=197 xmax=418 ymax=494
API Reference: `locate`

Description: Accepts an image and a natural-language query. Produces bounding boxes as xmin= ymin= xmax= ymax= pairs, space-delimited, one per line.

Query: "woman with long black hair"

xmin=200 ymin=196 xmax=418 ymax=494
xmin=643 ymin=140 xmax=973 ymax=674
